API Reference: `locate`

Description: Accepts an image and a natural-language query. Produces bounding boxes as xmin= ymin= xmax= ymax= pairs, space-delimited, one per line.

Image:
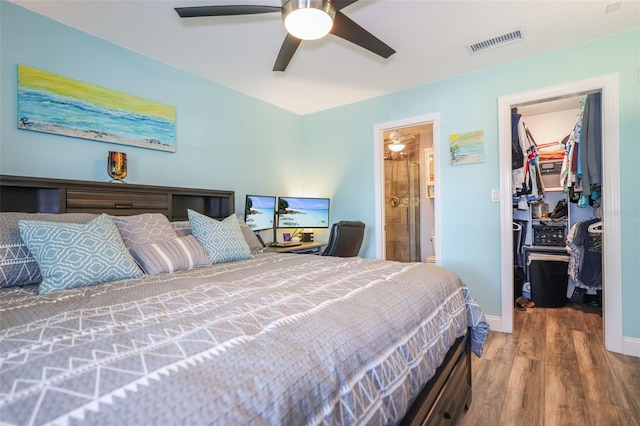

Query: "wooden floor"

xmin=459 ymin=302 xmax=640 ymax=426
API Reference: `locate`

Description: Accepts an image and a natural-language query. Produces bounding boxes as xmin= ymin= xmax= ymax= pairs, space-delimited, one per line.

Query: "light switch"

xmin=491 ymin=189 xmax=500 ymax=202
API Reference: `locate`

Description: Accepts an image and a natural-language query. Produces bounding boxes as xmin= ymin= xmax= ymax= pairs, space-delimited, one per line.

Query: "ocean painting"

xmin=449 ymin=129 xmax=485 ymax=165
xmin=17 ymin=64 xmax=176 ymax=152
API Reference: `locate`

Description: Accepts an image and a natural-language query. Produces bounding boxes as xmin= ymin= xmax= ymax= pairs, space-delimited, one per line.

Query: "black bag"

xmin=569 ymin=186 xmax=581 ymax=203
xmin=549 ymin=199 xmax=568 ymax=219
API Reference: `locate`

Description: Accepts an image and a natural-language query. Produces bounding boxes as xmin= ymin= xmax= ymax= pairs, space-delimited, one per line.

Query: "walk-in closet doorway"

xmin=497 ymin=74 xmax=623 ymax=354
xmin=373 ymin=114 xmax=441 ymax=263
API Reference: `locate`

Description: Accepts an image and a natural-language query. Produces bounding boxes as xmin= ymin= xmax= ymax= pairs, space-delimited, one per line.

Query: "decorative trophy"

xmin=107 ymin=151 xmax=127 ymax=183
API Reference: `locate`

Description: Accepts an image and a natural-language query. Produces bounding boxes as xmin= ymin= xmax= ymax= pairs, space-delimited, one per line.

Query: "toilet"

xmin=425 ymin=233 xmax=436 ymax=264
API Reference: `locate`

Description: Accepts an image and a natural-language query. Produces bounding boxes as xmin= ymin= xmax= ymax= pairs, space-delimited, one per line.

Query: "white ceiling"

xmin=11 ymin=0 xmax=640 ymax=115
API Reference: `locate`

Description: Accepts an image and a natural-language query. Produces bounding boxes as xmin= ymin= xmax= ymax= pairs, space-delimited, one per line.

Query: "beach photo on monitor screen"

xmin=277 ymin=197 xmax=330 ymax=228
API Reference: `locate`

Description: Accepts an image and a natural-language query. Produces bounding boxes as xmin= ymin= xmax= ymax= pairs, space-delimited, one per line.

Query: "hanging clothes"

xmin=511 ymin=109 xmax=525 ymax=169
xmin=561 ymin=93 xmax=603 ymax=205
xmin=512 ymin=117 xmax=543 ymax=202
xmin=567 ymin=218 xmax=602 ymax=289
xmin=561 ymin=96 xmax=587 ymax=190
xmin=579 ymin=93 xmax=602 ymax=197
xmin=525 ymin=142 xmax=544 ymax=201
xmin=512 ymin=113 xmax=530 ymax=195
xmin=566 ymin=220 xmax=584 ymax=283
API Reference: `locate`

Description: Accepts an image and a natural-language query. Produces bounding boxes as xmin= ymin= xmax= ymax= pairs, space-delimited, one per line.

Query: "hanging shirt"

xmin=580 ymin=93 xmax=603 ymax=196
xmin=561 ymin=96 xmax=587 ymax=189
xmin=574 ymin=218 xmax=602 ymax=288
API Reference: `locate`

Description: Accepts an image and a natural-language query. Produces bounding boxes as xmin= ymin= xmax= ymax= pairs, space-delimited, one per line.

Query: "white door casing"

xmin=373 ymin=114 xmax=441 ymax=262
xmin=497 ymin=74 xmax=622 ymax=354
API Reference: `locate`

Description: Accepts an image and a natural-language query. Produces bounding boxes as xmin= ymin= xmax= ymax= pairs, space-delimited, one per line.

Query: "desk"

xmin=264 ymin=241 xmax=326 ymax=254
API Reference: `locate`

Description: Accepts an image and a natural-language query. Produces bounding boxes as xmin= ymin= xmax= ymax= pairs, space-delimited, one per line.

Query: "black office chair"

xmin=321 ymin=221 xmax=365 ymax=257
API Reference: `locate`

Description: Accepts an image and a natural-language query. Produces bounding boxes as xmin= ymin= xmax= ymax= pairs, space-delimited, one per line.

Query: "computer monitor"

xmin=244 ymin=195 xmax=276 ymax=231
xmin=277 ymin=196 xmax=330 ymax=229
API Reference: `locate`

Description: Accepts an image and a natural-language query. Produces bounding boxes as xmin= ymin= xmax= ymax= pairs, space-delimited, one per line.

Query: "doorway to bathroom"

xmin=383 ymin=129 xmax=421 ymax=262
xmin=373 ymin=114 xmax=440 ymax=263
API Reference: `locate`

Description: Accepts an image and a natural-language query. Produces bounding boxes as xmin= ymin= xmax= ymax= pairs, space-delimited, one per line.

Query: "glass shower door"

xmin=384 ymin=159 xmax=421 ymax=262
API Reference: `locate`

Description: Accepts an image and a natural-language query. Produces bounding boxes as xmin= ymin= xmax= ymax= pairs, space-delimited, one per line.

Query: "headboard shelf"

xmin=0 ymin=175 xmax=234 ymax=220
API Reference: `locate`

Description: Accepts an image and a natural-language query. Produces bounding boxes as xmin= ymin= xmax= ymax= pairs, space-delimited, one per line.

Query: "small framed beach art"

xmin=17 ymin=64 xmax=176 ymax=152
xmin=449 ymin=129 xmax=485 ymax=165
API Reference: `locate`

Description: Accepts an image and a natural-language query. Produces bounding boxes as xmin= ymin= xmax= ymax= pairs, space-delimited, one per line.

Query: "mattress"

xmin=0 ymin=253 xmax=489 ymax=425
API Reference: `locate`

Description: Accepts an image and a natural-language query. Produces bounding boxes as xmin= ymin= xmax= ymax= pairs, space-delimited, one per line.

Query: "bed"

xmin=0 ymin=175 xmax=489 ymax=426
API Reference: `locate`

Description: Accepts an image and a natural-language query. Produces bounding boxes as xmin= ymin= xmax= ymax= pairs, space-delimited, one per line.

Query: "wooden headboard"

xmin=0 ymin=175 xmax=235 ymax=221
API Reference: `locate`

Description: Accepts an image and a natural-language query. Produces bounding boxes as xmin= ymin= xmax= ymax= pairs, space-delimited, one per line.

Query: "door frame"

xmin=497 ymin=74 xmax=623 ymax=353
xmin=373 ymin=114 xmax=441 ymax=261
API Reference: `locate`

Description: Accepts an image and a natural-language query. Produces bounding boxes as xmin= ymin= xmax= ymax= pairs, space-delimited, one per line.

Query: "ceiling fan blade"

xmin=333 ymin=0 xmax=359 ymax=11
xmin=175 ymin=5 xmax=281 ymax=18
xmin=273 ymin=34 xmax=302 ymax=72
xmin=330 ymin=11 xmax=395 ymax=59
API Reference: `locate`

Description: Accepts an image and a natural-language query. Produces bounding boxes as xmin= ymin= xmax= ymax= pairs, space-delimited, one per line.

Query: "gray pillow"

xmin=170 ymin=220 xmax=192 ymax=237
xmin=0 ymin=212 xmax=97 ymax=288
xmin=129 ymin=235 xmax=211 ymax=276
xmin=110 ymin=213 xmax=177 ymax=248
xmin=236 ymin=215 xmax=264 ymax=254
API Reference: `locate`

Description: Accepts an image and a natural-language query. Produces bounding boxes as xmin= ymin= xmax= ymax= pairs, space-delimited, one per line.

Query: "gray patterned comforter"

xmin=0 ymin=254 xmax=489 ymax=426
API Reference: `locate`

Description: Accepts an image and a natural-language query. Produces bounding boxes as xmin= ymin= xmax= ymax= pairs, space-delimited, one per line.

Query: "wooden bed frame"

xmin=0 ymin=174 xmax=472 ymax=425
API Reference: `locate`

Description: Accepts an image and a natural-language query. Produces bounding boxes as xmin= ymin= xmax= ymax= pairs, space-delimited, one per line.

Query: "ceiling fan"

xmin=174 ymin=0 xmax=396 ymax=72
xmin=385 ymin=130 xmax=415 ymax=152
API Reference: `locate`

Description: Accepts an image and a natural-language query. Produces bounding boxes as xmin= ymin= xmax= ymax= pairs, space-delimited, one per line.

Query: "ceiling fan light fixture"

xmin=388 ymin=142 xmax=406 ymax=152
xmin=387 ymin=130 xmax=408 ymax=151
xmin=283 ymin=0 xmax=335 ymax=40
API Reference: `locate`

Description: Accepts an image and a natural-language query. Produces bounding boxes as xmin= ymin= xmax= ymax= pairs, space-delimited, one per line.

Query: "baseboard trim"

xmin=623 ymin=336 xmax=640 ymax=358
xmin=485 ymin=315 xmax=502 ymax=333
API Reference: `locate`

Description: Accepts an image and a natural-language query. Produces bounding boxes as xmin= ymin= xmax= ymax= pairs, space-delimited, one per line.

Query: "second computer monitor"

xmin=277 ymin=196 xmax=330 ymax=229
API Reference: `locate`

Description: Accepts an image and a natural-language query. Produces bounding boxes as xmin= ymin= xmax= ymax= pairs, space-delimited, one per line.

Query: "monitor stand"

xmin=253 ymin=232 xmax=266 ymax=247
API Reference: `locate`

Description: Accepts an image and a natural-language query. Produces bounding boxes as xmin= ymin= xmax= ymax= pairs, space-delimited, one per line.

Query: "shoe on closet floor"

xmin=515 ymin=296 xmax=536 ymax=310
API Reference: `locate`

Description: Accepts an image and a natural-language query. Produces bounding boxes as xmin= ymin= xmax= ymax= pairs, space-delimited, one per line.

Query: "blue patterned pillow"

xmin=0 ymin=212 xmax=97 ymax=288
xmin=19 ymin=215 xmax=143 ymax=294
xmin=188 ymin=210 xmax=252 ymax=264
xmin=129 ymin=235 xmax=211 ymax=276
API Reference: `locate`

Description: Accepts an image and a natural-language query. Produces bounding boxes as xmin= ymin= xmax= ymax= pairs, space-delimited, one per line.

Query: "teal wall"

xmin=1 ymin=2 xmax=638 ymax=338
xmin=301 ymin=30 xmax=640 ymax=338
xmin=0 ymin=1 xmax=302 ymax=207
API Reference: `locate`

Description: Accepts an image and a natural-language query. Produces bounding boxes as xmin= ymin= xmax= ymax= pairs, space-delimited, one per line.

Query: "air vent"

xmin=466 ymin=27 xmax=526 ymax=54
